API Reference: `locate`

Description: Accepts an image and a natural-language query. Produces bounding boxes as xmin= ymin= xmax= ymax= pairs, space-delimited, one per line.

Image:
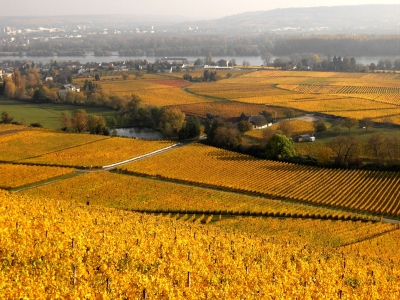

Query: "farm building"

xmin=57 ymin=84 xmax=81 ymax=96
xmin=293 ymin=134 xmax=315 ymax=142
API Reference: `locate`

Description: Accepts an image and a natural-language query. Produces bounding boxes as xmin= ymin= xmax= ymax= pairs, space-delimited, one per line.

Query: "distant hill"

xmin=1 ymin=5 xmax=398 ymax=35
xmin=0 ymin=14 xmax=193 ymax=27
xmin=190 ymin=5 xmax=400 ymax=34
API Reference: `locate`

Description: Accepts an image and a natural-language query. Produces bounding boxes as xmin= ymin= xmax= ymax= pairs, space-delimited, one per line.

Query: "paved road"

xmin=383 ymin=218 xmax=400 ymax=224
xmin=102 ymin=143 xmax=181 ymax=171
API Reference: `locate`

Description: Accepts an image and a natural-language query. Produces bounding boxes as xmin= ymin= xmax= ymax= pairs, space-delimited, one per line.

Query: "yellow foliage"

xmin=22 ymin=137 xmax=174 ymax=168
xmin=119 ymin=143 xmax=400 ymax=217
xmin=0 ymin=124 xmax=29 ymax=132
xmin=24 ymin=172 xmax=369 ymax=221
xmin=0 ymin=130 xmax=107 ymax=161
xmin=0 ymin=191 xmax=399 ymax=298
xmin=0 ymin=164 xmax=74 ymax=189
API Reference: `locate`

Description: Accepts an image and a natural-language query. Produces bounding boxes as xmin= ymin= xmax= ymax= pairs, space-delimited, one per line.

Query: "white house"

xmin=58 ymin=84 xmax=81 ymax=96
xmin=248 ymin=115 xmax=269 ymax=129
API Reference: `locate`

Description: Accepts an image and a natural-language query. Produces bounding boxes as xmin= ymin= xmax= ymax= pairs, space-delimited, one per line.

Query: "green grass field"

xmin=315 ymin=123 xmax=400 ymax=142
xmin=0 ymin=97 xmax=120 ymax=129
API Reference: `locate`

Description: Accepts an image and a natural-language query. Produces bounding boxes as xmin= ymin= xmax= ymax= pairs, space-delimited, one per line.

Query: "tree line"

xmin=271 ymin=54 xmax=400 ymax=72
xmin=203 ymin=114 xmax=400 ymax=170
xmin=3 ymin=34 xmax=398 ymax=57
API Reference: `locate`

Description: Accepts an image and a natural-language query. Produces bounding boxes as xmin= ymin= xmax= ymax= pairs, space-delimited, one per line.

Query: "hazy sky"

xmin=2 ymin=0 xmax=399 ymax=19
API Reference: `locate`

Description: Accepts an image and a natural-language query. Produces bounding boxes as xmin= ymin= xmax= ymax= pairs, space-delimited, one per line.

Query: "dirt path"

xmin=0 ymin=129 xmax=26 ymax=136
xmin=12 ymin=172 xmax=81 ymax=192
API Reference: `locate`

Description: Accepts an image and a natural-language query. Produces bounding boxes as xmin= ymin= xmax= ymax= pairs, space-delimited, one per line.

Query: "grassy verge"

xmin=0 ymin=97 xmax=120 ymax=129
xmin=10 ymin=171 xmax=81 ymax=192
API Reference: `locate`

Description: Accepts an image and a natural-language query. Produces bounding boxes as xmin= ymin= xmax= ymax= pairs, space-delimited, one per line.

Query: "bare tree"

xmin=361 ymin=117 xmax=374 ymax=132
xmin=384 ymin=136 xmax=400 ymax=166
xmin=278 ymin=120 xmax=294 ymax=137
xmin=327 ymin=135 xmax=359 ymax=165
xmin=134 ymin=71 xmax=144 ymax=79
xmin=70 ymin=109 xmax=89 ymax=133
xmin=343 ymin=117 xmax=359 ymax=132
xmin=331 ymin=118 xmax=344 ymax=134
xmin=283 ymin=108 xmax=295 ymax=120
xmin=366 ymin=133 xmax=386 ymax=166
xmin=261 ymin=52 xmax=273 ymax=66
xmin=382 ymin=116 xmax=393 ymax=131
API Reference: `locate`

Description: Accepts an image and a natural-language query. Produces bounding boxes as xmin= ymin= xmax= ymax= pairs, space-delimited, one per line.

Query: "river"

xmin=1 ymin=52 xmax=398 ymax=66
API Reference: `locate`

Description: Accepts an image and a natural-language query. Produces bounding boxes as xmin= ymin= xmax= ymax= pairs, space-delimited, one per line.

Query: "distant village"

xmin=0 ymin=56 xmax=238 ymax=85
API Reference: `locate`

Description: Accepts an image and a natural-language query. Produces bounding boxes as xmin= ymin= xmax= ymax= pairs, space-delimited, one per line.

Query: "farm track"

xmin=11 ymin=171 xmax=81 ymax=192
xmin=0 ymin=129 xmax=26 ymax=137
xmin=10 ymin=138 xmax=400 ymax=225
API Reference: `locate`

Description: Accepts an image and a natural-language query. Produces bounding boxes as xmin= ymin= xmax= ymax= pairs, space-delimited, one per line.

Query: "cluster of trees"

xmin=94 ymin=50 xmax=112 ymax=56
xmin=0 ymin=66 xmax=76 ymax=102
xmin=372 ymin=59 xmax=400 ymax=71
xmin=25 ymin=49 xmax=54 ymax=56
xmin=60 ymin=109 xmax=108 ymax=135
xmin=0 ymin=111 xmax=42 ymax=127
xmin=272 ymin=116 xmax=399 ymax=168
xmin=4 ymin=34 xmax=399 ymax=58
xmin=205 ymin=114 xmax=296 ymax=160
xmin=326 ymin=134 xmax=400 ymax=168
xmin=183 ymin=70 xmax=220 ymax=82
xmin=0 ymin=69 xmax=131 ymax=112
xmin=206 ymin=120 xmax=243 ymax=148
xmin=4 ymin=34 xmax=260 ymax=57
xmin=106 ymin=93 xmax=201 ymax=139
xmin=1 ymin=111 xmax=15 ymax=124
xmin=24 ymin=49 xmax=84 ymax=57
xmin=204 ymin=111 xmax=399 ymax=169
xmin=272 ymin=54 xmax=400 ymax=72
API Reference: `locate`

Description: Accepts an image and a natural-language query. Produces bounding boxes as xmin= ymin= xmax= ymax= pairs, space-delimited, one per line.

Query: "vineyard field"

xmin=119 ymin=143 xmax=400 ymax=217
xmin=277 ymin=84 xmax=400 ymax=94
xmin=23 ymin=172 xmax=372 ymax=221
xmin=1 ymin=68 xmax=399 ymax=298
xmin=0 ymin=164 xmax=74 ymax=189
xmin=21 ymin=137 xmax=174 ymax=168
xmin=245 ymin=120 xmax=317 ymax=140
xmin=186 ymin=70 xmax=400 ymax=123
xmin=0 ymin=124 xmax=28 ymax=132
xmin=0 ymin=130 xmax=108 ymax=162
xmin=272 ymin=99 xmax=398 ymax=114
xmin=165 ymin=102 xmax=299 ymax=119
xmin=343 ymin=229 xmax=400 ymax=260
xmin=214 ymin=216 xmax=395 ymax=248
xmin=96 ymin=78 xmax=211 ymax=106
xmin=1 ymin=191 xmax=400 ymax=298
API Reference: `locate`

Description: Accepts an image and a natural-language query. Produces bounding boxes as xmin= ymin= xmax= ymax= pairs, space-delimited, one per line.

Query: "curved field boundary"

xmin=337 ymin=225 xmax=400 ymax=248
xmin=125 ymin=208 xmax=378 ymax=223
xmin=117 ymin=170 xmax=400 ymax=222
xmin=278 ymin=84 xmax=400 ymax=94
xmin=118 ymin=144 xmax=400 ymax=218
